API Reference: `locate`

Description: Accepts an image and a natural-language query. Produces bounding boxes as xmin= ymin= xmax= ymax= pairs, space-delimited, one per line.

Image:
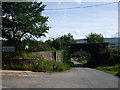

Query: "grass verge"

xmin=32 ymin=60 xmax=71 ymax=72
xmin=3 ymin=52 xmax=71 ymax=72
xmin=96 ymin=64 xmax=119 ymax=77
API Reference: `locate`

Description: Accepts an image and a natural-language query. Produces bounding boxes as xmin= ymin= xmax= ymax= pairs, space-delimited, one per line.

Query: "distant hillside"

xmin=76 ymin=38 xmax=119 ymax=49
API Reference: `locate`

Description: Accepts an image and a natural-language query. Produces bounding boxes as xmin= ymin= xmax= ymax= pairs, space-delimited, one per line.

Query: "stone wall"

xmin=32 ymin=51 xmax=62 ymax=62
xmin=3 ymin=58 xmax=40 ymax=65
xmin=56 ymin=52 xmax=62 ymax=62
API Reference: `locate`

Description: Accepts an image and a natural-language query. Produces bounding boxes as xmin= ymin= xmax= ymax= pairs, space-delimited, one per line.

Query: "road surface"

xmin=1 ymin=60 xmax=119 ymax=88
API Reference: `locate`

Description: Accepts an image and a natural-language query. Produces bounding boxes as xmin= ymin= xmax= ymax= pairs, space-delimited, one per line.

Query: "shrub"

xmin=87 ymin=47 xmax=120 ymax=67
xmin=2 ymin=64 xmax=33 ymax=71
xmin=112 ymin=49 xmax=120 ymax=65
xmin=32 ymin=60 xmax=71 ymax=72
xmin=3 ymin=52 xmax=71 ymax=72
xmin=68 ymin=61 xmax=74 ymax=67
xmin=116 ymin=72 xmax=120 ymax=77
xmin=99 ymin=47 xmax=113 ymax=66
xmin=3 ymin=60 xmax=71 ymax=72
xmin=96 ymin=64 xmax=119 ymax=76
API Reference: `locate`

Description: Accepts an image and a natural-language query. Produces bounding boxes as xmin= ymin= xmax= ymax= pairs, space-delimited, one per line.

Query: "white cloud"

xmin=75 ymin=0 xmax=82 ymax=3
xmin=40 ymin=2 xmax=118 ymax=41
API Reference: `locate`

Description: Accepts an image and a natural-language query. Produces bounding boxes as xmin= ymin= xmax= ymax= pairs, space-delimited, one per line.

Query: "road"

xmin=1 ymin=60 xmax=119 ymax=88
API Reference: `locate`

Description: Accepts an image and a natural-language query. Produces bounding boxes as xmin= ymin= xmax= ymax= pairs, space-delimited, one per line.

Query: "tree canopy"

xmin=2 ymin=2 xmax=49 ymax=51
xmin=84 ymin=32 xmax=105 ymax=43
xmin=52 ymin=33 xmax=76 ymax=50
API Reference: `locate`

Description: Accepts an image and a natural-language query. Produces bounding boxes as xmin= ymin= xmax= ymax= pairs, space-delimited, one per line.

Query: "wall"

xmin=56 ymin=52 xmax=62 ymax=62
xmin=3 ymin=58 xmax=40 ymax=65
xmin=32 ymin=51 xmax=62 ymax=62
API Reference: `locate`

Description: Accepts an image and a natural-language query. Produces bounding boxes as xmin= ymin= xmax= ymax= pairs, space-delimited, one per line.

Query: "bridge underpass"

xmin=69 ymin=43 xmax=108 ymax=67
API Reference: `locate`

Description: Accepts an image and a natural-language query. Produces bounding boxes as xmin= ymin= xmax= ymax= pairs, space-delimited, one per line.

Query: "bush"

xmin=112 ymin=49 xmax=120 ymax=65
xmin=87 ymin=47 xmax=120 ymax=67
xmin=99 ymin=48 xmax=120 ymax=66
xmin=68 ymin=61 xmax=74 ymax=67
xmin=99 ymin=47 xmax=113 ymax=66
xmin=2 ymin=52 xmax=43 ymax=66
xmin=3 ymin=51 xmax=43 ymax=60
xmin=116 ymin=72 xmax=120 ymax=77
xmin=3 ymin=51 xmax=71 ymax=72
xmin=2 ymin=64 xmax=33 ymax=71
xmin=32 ymin=60 xmax=71 ymax=72
xmin=96 ymin=64 xmax=119 ymax=76
xmin=3 ymin=60 xmax=71 ymax=72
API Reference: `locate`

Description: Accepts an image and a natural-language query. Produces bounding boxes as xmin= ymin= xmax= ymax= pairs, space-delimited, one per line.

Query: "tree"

xmin=52 ymin=38 xmax=61 ymax=50
xmin=2 ymin=2 xmax=49 ymax=51
xmin=23 ymin=39 xmax=44 ymax=52
xmin=84 ymin=32 xmax=105 ymax=43
xmin=52 ymin=33 xmax=76 ymax=50
xmin=52 ymin=33 xmax=76 ymax=63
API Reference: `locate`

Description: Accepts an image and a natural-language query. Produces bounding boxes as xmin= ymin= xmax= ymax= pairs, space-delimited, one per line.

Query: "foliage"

xmin=98 ymin=48 xmax=120 ymax=66
xmin=87 ymin=46 xmax=120 ymax=68
xmin=96 ymin=64 xmax=119 ymax=77
xmin=3 ymin=64 xmax=34 ymax=71
xmin=32 ymin=60 xmax=71 ymax=72
xmin=2 ymin=2 xmax=49 ymax=51
xmin=79 ymin=60 xmax=88 ymax=64
xmin=3 ymin=60 xmax=71 ymax=72
xmin=3 ymin=51 xmax=43 ymax=60
xmin=112 ymin=49 xmax=120 ymax=65
xmin=23 ymin=39 xmax=55 ymax=52
xmin=87 ymin=46 xmax=113 ymax=67
xmin=84 ymin=33 xmax=114 ymax=67
xmin=52 ymin=33 xmax=76 ymax=50
xmin=2 ymin=52 xmax=71 ymax=72
xmin=70 ymin=33 xmax=119 ymax=69
xmin=13 ymin=52 xmax=43 ymax=59
xmin=2 ymin=52 xmax=43 ymax=67
xmin=39 ymin=39 xmax=55 ymax=51
xmin=72 ymin=50 xmax=91 ymax=61
xmin=84 ymin=32 xmax=105 ymax=43
xmin=68 ymin=61 xmax=74 ymax=67
xmin=23 ymin=39 xmax=43 ymax=52
xmin=99 ymin=46 xmax=113 ymax=65
xmin=52 ymin=33 xmax=76 ymax=63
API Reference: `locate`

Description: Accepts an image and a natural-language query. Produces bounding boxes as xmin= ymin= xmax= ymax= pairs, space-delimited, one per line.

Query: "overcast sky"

xmin=38 ymin=1 xmax=118 ymax=41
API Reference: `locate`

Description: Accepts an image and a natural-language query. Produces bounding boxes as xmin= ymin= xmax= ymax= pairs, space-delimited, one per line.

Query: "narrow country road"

xmin=1 ymin=60 xmax=119 ymax=88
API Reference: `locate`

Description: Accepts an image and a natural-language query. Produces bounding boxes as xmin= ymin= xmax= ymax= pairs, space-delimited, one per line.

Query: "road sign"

xmin=2 ymin=46 xmax=15 ymax=52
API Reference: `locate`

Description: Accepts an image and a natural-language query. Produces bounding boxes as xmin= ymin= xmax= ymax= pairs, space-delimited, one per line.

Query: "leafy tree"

xmin=23 ymin=39 xmax=55 ymax=52
xmin=2 ymin=2 xmax=49 ymax=51
xmin=52 ymin=33 xmax=76 ymax=50
xmin=84 ymin=32 xmax=105 ymax=43
xmin=52 ymin=38 xmax=61 ymax=50
xmin=52 ymin=33 xmax=76 ymax=63
xmin=23 ymin=39 xmax=44 ymax=52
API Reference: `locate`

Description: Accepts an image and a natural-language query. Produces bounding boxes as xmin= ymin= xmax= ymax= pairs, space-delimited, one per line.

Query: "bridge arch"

xmin=69 ymin=43 xmax=108 ymax=55
xmin=69 ymin=43 xmax=108 ymax=67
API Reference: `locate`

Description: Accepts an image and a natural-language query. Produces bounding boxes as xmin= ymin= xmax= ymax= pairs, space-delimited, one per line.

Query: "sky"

xmin=38 ymin=1 xmax=118 ymax=41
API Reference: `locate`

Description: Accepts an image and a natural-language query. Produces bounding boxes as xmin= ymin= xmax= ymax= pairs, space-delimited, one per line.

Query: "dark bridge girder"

xmin=69 ymin=43 xmax=108 ymax=55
